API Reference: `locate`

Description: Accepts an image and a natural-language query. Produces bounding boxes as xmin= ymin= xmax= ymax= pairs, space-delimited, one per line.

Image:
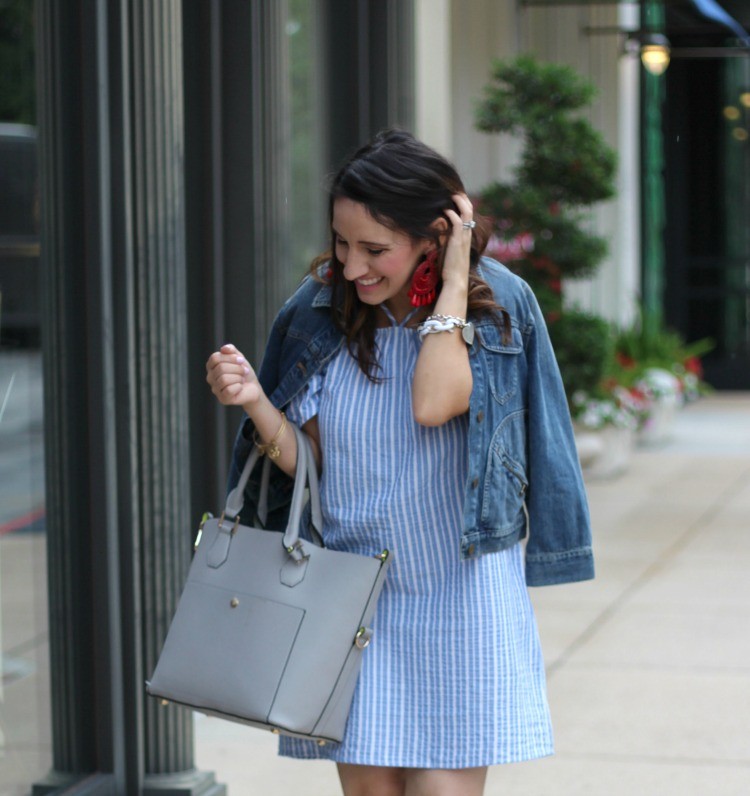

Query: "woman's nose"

xmin=342 ymin=252 xmax=368 ymax=282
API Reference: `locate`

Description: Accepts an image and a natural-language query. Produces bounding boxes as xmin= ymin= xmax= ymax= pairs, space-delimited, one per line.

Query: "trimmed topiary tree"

xmin=475 ymin=54 xmax=617 ymax=317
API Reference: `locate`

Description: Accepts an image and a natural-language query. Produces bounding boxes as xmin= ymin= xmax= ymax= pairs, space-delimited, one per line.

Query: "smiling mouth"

xmin=356 ymin=277 xmax=383 ymax=286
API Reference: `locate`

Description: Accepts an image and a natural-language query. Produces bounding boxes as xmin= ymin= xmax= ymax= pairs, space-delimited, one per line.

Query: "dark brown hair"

xmin=311 ymin=129 xmax=509 ymax=380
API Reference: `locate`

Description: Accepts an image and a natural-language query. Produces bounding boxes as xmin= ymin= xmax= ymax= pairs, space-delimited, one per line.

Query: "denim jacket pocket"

xmin=476 ymin=322 xmax=523 ymax=406
xmin=481 ymin=409 xmax=528 ymax=531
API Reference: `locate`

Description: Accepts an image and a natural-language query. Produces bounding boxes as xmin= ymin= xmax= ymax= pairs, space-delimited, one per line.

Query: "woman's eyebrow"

xmin=331 ymin=228 xmax=390 ymax=247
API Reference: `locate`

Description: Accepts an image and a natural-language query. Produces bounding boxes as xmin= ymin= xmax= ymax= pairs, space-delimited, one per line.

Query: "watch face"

xmin=462 ymin=322 xmax=475 ymax=346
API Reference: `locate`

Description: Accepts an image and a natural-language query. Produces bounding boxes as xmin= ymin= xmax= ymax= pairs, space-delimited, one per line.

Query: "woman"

xmin=206 ymin=129 xmax=594 ymax=796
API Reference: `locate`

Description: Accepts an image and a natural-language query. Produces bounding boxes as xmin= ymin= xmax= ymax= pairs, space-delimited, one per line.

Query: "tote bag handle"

xmin=223 ymin=420 xmax=322 ymax=550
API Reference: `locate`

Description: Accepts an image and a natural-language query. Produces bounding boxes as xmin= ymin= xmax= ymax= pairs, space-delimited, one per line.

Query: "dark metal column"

xmin=33 ymin=0 xmax=224 ymax=793
xmin=125 ymin=2 xmax=222 ymax=793
xmin=323 ymin=0 xmax=415 ymax=169
xmin=32 ymin=3 xmax=99 ymax=790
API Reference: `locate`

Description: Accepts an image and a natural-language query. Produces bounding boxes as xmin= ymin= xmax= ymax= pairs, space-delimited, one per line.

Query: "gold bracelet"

xmin=253 ymin=412 xmax=287 ymax=460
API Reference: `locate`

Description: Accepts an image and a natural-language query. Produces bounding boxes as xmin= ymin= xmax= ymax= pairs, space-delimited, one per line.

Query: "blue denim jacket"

xmin=228 ymin=257 xmax=594 ymax=587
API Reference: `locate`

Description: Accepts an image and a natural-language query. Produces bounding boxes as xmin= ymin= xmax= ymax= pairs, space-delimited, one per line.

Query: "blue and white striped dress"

xmin=279 ymin=309 xmax=553 ymax=769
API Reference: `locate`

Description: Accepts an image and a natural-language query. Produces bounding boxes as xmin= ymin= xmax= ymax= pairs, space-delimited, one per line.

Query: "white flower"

xmin=635 ymin=367 xmax=682 ymax=399
xmin=572 ymin=392 xmax=639 ymax=431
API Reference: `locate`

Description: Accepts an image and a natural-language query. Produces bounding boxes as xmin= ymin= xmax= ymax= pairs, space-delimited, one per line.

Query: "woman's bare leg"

xmin=404 ymin=766 xmax=488 ymax=796
xmin=337 ymin=764 xmax=406 ymax=796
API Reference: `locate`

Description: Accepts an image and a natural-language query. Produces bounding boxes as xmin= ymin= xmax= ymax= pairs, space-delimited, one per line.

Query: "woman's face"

xmin=332 ymin=197 xmax=430 ymax=319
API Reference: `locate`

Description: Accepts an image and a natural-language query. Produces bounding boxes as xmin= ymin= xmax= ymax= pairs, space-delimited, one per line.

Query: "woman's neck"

xmin=376 ymin=301 xmax=429 ymax=328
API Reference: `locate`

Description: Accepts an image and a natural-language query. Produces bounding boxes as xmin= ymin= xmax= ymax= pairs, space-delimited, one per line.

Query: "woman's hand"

xmin=205 ymin=344 xmax=263 ymax=408
xmin=440 ymin=192 xmax=474 ymax=287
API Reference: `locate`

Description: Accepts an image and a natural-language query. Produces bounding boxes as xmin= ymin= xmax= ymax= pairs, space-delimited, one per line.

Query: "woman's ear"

xmin=429 ymin=216 xmax=450 ymax=247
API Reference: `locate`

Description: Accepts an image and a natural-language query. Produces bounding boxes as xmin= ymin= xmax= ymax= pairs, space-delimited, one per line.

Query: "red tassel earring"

xmin=408 ymin=249 xmax=440 ymax=307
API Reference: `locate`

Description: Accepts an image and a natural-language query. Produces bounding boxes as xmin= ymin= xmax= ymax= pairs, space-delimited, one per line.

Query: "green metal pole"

xmin=641 ymin=0 xmax=667 ymax=340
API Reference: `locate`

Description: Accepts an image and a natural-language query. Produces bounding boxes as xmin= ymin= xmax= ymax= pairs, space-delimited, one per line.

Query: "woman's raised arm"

xmin=411 ymin=193 xmax=475 ymax=426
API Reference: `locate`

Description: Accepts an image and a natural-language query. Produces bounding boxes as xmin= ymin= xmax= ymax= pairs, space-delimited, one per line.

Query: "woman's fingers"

xmin=439 ymin=195 xmax=473 ymax=284
xmin=206 ymin=345 xmax=252 ymax=376
xmin=208 ymin=369 xmax=260 ymax=405
xmin=205 ymin=343 xmax=262 ymax=406
xmin=212 ymin=370 xmax=244 ymax=390
xmin=447 ymin=193 xmax=474 ymax=231
xmin=452 ymin=191 xmax=473 ymax=216
xmin=444 ymin=206 xmax=474 ymax=244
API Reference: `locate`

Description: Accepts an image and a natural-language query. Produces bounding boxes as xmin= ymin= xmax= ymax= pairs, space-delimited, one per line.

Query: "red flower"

xmin=616 ymin=352 xmax=636 ymax=369
xmin=684 ymin=356 xmax=703 ymax=378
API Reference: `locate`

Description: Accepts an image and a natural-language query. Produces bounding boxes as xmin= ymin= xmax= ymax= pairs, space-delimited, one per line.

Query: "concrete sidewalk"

xmin=195 ymin=393 xmax=750 ymax=795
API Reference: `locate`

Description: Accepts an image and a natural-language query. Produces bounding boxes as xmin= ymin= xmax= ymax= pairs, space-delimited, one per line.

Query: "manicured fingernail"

xmin=236 ymin=356 xmax=246 ymax=364
xmin=243 ymin=366 xmax=250 ymax=375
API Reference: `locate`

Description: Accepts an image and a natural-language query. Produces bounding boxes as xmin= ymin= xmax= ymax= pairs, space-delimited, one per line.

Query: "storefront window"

xmin=0 ymin=4 xmax=52 ymax=791
xmin=287 ymin=0 xmax=327 ymax=285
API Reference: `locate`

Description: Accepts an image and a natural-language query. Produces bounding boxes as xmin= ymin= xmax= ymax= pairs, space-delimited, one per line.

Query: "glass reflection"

xmin=0 ymin=11 xmax=52 ymax=786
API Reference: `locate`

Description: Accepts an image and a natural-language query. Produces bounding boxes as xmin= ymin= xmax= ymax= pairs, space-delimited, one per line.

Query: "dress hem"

xmin=277 ymin=743 xmax=555 ymax=769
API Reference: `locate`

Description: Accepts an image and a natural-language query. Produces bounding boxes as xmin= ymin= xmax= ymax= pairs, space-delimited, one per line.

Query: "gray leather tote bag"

xmin=147 ymin=423 xmax=391 ymax=744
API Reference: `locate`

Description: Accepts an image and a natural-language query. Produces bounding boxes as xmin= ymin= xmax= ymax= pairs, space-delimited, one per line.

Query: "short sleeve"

xmin=284 ymin=369 xmax=325 ymax=428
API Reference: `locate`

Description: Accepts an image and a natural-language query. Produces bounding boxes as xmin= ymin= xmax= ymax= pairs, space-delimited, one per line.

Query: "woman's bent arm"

xmin=206 ymin=343 xmax=321 ymax=475
xmin=411 ymin=193 xmax=474 ymax=426
xmin=411 ymin=272 xmax=473 ymax=426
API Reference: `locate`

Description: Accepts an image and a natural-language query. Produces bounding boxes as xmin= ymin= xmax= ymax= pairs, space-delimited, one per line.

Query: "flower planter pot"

xmin=574 ymin=425 xmax=634 ymax=480
xmin=637 ymin=393 xmax=680 ymax=447
xmin=634 ymin=369 xmax=683 ymax=447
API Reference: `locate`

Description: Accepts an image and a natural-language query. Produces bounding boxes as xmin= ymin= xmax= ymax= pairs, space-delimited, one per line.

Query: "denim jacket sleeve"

xmin=521 ymin=283 xmax=595 ymax=586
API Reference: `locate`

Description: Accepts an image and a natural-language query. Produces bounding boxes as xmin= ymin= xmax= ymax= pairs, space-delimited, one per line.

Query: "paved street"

xmin=0 ymin=350 xmax=49 ymax=796
xmin=195 ymin=393 xmax=750 ymax=795
xmin=0 ymin=351 xmax=45 ymax=531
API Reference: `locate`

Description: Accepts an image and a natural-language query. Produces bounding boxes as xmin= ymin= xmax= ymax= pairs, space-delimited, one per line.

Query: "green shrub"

xmin=548 ymin=310 xmax=612 ymax=399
